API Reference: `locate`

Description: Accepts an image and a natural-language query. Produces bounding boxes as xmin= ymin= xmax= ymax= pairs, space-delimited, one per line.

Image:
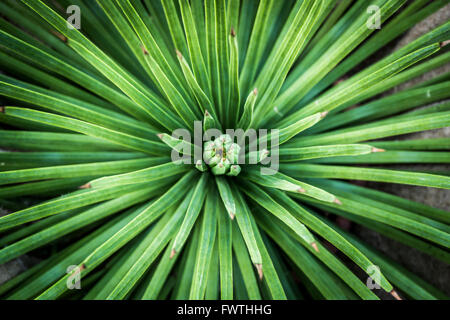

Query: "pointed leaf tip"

xmin=204 ymin=110 xmax=210 ymax=117
xmin=334 ymin=198 xmax=342 ymax=205
xmin=297 ymin=187 xmax=306 ymax=193
xmin=320 ymin=111 xmax=329 ymax=118
xmin=333 ymin=77 xmax=347 ymax=86
xmin=157 ymin=133 xmax=164 ymax=140
xmin=255 ymin=264 xmax=263 ymax=280
xmin=175 ymin=49 xmax=183 ymax=60
xmin=311 ymin=242 xmax=319 ymax=252
xmin=79 ymin=183 xmax=91 ymax=189
xmin=0 ymin=106 xmax=4 ymax=113
xmin=371 ymin=147 xmax=385 ymax=153
xmin=141 ymin=45 xmax=149 ymax=55
xmin=253 ymin=88 xmax=258 ymax=95
xmin=170 ymin=249 xmax=176 ymax=259
xmin=230 ymin=27 xmax=236 ymax=37
xmin=51 ymin=30 xmax=67 ymax=43
xmin=440 ymin=40 xmax=450 ymax=48
xmin=229 ymin=212 xmax=235 ymax=220
xmin=390 ymin=290 xmax=402 ymax=300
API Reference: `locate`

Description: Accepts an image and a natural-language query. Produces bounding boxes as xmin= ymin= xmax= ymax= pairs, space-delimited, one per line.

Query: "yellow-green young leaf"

xmin=178 ymin=0 xmax=212 ymax=99
xmin=157 ymin=133 xmax=201 ymax=159
xmin=203 ymin=109 xmax=219 ymax=132
xmin=237 ymin=88 xmax=258 ymax=130
xmin=229 ymin=27 xmax=240 ymax=125
xmin=215 ymin=176 xmax=237 ymax=219
xmin=277 ymin=112 xmax=326 ymax=145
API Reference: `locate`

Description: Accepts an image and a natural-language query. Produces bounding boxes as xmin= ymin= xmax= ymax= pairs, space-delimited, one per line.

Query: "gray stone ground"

xmin=0 ymin=3 xmax=449 ymax=298
xmin=0 ymin=208 xmax=36 ymax=285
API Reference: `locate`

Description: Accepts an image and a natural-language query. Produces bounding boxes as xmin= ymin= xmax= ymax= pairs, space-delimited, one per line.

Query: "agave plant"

xmin=0 ymin=0 xmax=449 ymax=300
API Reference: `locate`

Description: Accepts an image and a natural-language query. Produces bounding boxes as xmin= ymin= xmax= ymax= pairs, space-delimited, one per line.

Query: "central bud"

xmin=201 ymin=134 xmax=241 ymax=176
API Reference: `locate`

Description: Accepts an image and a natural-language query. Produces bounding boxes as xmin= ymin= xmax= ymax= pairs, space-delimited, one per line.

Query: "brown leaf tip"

xmin=230 ymin=27 xmax=236 ymax=37
xmin=51 ymin=30 xmax=67 ymax=43
xmin=229 ymin=212 xmax=235 ymax=220
xmin=333 ymin=198 xmax=342 ymax=205
xmin=311 ymin=242 xmax=319 ymax=252
xmin=390 ymin=289 xmax=402 ymax=300
xmin=176 ymin=49 xmax=183 ymax=60
xmin=333 ymin=78 xmax=346 ymax=86
xmin=157 ymin=133 xmax=164 ymax=140
xmin=170 ymin=249 xmax=176 ymax=259
xmin=320 ymin=111 xmax=329 ymax=119
xmin=297 ymin=187 xmax=306 ymax=193
xmin=0 ymin=106 xmax=5 ymax=113
xmin=371 ymin=147 xmax=385 ymax=153
xmin=440 ymin=39 xmax=450 ymax=48
xmin=253 ymin=88 xmax=258 ymax=95
xmin=204 ymin=110 xmax=210 ymax=117
xmin=80 ymin=264 xmax=86 ymax=271
xmin=255 ymin=264 xmax=263 ymax=280
xmin=79 ymin=183 xmax=91 ymax=189
xmin=141 ymin=45 xmax=149 ymax=55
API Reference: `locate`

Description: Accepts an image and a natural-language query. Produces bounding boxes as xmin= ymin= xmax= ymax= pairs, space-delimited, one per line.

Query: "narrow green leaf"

xmin=0 ymin=182 xmax=154 ymax=232
xmin=3 ymin=107 xmax=168 ymax=155
xmin=239 ymin=180 xmax=317 ymax=248
xmin=288 ymin=112 xmax=450 ymax=147
xmin=0 ymin=185 xmax=163 ymax=264
xmin=243 ymin=167 xmax=338 ymax=203
xmin=232 ymin=222 xmax=262 ymax=300
xmin=237 ymin=88 xmax=258 ymax=130
xmin=228 ymin=27 xmax=240 ymax=126
xmin=313 ymin=151 xmax=450 ymax=164
xmin=217 ymin=198 xmax=233 ymax=300
xmin=291 ymin=192 xmax=450 ymax=248
xmin=189 ymin=191 xmax=217 ymax=299
xmin=88 ymin=162 xmax=188 ymax=189
xmin=215 ymin=176 xmax=236 ymax=219
xmin=277 ymin=112 xmax=325 ymax=145
xmin=282 ymin=163 xmax=450 ymax=189
xmin=279 ymin=144 xmax=375 ymax=162
xmin=0 ymin=158 xmax=167 ymax=186
xmin=171 ymin=174 xmax=209 ymax=255
xmin=268 ymin=188 xmax=393 ymax=292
